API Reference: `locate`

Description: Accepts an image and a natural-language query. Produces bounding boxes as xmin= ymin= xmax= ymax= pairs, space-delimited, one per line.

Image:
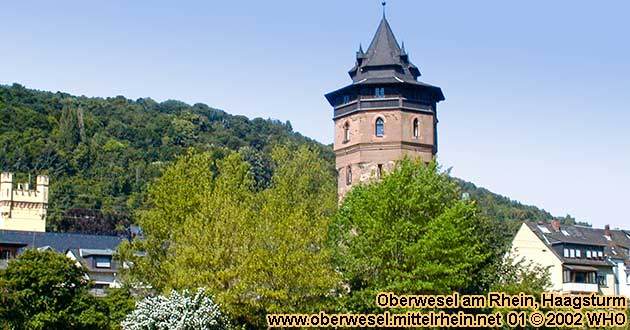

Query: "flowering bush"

xmin=121 ymin=288 xmax=235 ymax=330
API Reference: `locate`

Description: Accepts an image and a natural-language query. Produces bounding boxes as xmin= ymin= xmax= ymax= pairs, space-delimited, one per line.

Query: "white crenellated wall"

xmin=0 ymin=172 xmax=48 ymax=232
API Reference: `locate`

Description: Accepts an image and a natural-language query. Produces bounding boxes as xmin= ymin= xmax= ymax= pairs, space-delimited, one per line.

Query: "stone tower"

xmin=0 ymin=172 xmax=49 ymax=232
xmin=325 ymin=15 xmax=445 ymax=198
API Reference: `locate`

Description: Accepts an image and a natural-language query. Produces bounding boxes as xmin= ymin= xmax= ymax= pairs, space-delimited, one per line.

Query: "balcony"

xmin=562 ymin=282 xmax=598 ymax=293
xmin=333 ymin=97 xmax=432 ymax=118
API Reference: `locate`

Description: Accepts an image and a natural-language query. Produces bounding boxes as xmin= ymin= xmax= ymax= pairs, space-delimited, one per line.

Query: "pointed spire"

xmin=382 ymin=1 xmax=387 ymax=18
xmin=363 ymin=15 xmax=402 ymax=67
xmin=348 ymin=13 xmax=422 ymax=82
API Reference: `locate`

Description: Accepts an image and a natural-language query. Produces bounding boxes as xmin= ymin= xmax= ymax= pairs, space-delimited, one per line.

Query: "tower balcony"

xmin=334 ymin=97 xmax=432 ymax=119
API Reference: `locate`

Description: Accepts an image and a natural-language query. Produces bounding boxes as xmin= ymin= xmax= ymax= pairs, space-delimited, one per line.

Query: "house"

xmin=66 ymin=248 xmax=121 ymax=296
xmin=0 ymin=229 xmax=125 ymax=295
xmin=510 ymin=220 xmax=630 ymax=296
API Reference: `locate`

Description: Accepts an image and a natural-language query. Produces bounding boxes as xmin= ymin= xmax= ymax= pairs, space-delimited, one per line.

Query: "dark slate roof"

xmin=348 ymin=17 xmax=422 ymax=84
xmin=526 ymin=222 xmax=609 ymax=246
xmin=525 ymin=222 xmax=630 ymax=267
xmin=67 ymin=248 xmax=120 ymax=273
xmin=0 ymin=230 xmax=124 ymax=253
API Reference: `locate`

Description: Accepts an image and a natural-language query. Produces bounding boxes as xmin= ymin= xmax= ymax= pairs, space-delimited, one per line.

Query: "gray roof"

xmin=525 ymin=222 xmax=630 ymax=267
xmin=67 ymin=248 xmax=120 ymax=273
xmin=349 ymin=17 xmax=421 ymax=83
xmin=325 ymin=17 xmax=445 ymax=106
xmin=0 ymin=230 xmax=124 ymax=253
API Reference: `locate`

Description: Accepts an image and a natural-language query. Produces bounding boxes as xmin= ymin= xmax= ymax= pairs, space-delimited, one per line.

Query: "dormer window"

xmin=375 ymin=87 xmax=385 ymax=98
xmin=412 ymin=118 xmax=419 ymax=138
xmin=375 ymin=117 xmax=384 ymax=137
xmin=94 ymin=256 xmax=112 ymax=269
xmin=343 ymin=122 xmax=350 ymax=142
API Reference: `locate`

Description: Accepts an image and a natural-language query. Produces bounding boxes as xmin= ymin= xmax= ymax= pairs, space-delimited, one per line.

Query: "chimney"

xmin=551 ymin=219 xmax=561 ymax=232
xmin=605 ymin=224 xmax=611 ymax=236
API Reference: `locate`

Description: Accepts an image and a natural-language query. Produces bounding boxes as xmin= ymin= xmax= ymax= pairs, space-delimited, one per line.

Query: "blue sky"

xmin=1 ymin=0 xmax=629 ymax=229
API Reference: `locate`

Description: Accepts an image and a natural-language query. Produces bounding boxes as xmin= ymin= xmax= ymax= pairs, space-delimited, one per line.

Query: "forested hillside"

xmin=0 ymin=83 xmax=332 ymax=234
xmin=0 ymin=83 xmax=585 ymax=235
xmin=457 ymin=179 xmax=588 ymax=236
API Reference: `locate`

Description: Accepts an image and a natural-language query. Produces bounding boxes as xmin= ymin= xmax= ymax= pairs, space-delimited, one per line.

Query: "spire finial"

xmin=382 ymin=1 xmax=387 ymax=18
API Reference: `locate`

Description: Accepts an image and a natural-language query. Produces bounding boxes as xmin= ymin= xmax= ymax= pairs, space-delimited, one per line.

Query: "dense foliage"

xmin=457 ymin=179 xmax=589 ymax=239
xmin=329 ymin=159 xmax=494 ymax=313
xmin=0 ymin=83 xmax=331 ymax=234
xmin=0 ymin=83 xmax=593 ymax=329
xmin=121 ymin=289 xmax=235 ymax=330
xmin=0 ymin=249 xmax=133 ymax=330
xmin=120 ymin=145 xmax=339 ymax=327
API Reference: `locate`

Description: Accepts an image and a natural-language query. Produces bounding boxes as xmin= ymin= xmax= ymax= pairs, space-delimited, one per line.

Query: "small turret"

xmin=1 ymin=172 xmax=12 ymax=200
xmin=36 ymin=175 xmax=49 ymax=203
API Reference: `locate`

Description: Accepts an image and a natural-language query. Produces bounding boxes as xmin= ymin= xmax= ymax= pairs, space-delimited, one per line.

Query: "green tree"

xmin=57 ymin=103 xmax=82 ymax=151
xmin=121 ymin=145 xmax=339 ymax=328
xmin=0 ymin=249 xmax=103 ymax=330
xmin=228 ymin=145 xmax=339 ymax=326
xmin=490 ymin=254 xmax=551 ymax=296
xmin=330 ymin=158 xmax=492 ymax=313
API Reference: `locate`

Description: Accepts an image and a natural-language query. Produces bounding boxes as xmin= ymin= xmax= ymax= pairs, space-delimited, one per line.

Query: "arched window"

xmin=412 ymin=118 xmax=419 ymax=138
xmin=346 ymin=166 xmax=352 ymax=185
xmin=343 ymin=122 xmax=350 ymax=142
xmin=375 ymin=117 xmax=384 ymax=137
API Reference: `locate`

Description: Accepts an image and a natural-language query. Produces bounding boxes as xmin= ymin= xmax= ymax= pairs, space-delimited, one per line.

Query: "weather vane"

xmin=382 ymin=1 xmax=387 ymax=17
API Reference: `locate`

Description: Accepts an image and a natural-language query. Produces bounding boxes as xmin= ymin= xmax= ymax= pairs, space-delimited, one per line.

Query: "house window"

xmin=346 ymin=166 xmax=352 ymax=185
xmin=597 ymin=251 xmax=603 ymax=258
xmin=586 ymin=250 xmax=591 ymax=258
xmin=375 ymin=87 xmax=385 ymax=98
xmin=569 ymin=249 xmax=575 ymax=258
xmin=597 ymin=274 xmax=607 ymax=287
xmin=343 ymin=122 xmax=350 ymax=142
xmin=563 ymin=248 xmax=569 ymax=258
xmin=343 ymin=95 xmax=350 ymax=104
xmin=412 ymin=118 xmax=419 ymax=138
xmin=575 ymin=249 xmax=581 ymax=258
xmin=375 ymin=117 xmax=384 ymax=137
xmin=563 ymin=270 xmax=571 ymax=283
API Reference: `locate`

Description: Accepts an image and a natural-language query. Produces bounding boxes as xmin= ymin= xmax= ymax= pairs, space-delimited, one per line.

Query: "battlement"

xmin=0 ymin=172 xmax=49 ymax=232
xmin=0 ymin=172 xmax=12 ymax=183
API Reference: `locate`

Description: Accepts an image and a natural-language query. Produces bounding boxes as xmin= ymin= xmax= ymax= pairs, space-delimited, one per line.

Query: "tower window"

xmin=375 ymin=117 xmax=384 ymax=137
xmin=412 ymin=118 xmax=419 ymax=138
xmin=343 ymin=95 xmax=350 ymax=104
xmin=375 ymin=87 xmax=385 ymax=98
xmin=343 ymin=122 xmax=350 ymax=142
xmin=346 ymin=166 xmax=352 ymax=185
